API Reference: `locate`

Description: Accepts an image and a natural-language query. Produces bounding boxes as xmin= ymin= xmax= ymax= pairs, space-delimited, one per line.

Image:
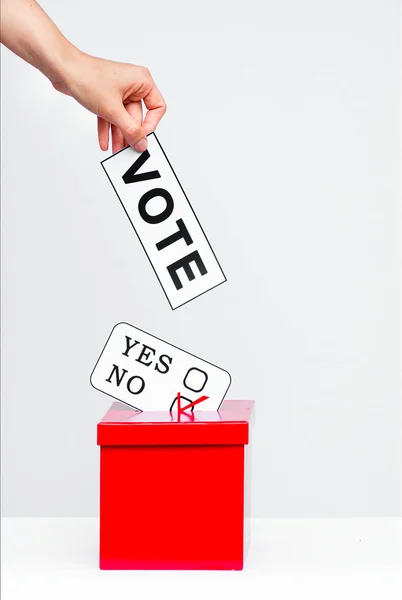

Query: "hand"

xmin=1 ymin=0 xmax=166 ymax=153
xmin=52 ymin=51 xmax=166 ymax=153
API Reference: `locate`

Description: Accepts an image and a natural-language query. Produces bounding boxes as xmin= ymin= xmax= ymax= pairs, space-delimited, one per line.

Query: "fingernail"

xmin=134 ymin=138 xmax=148 ymax=152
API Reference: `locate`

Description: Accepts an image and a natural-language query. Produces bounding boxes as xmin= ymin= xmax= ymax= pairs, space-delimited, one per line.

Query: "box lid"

xmin=97 ymin=400 xmax=254 ymax=446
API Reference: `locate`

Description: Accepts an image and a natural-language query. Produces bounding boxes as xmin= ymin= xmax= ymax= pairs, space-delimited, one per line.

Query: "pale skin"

xmin=0 ymin=0 xmax=166 ymax=153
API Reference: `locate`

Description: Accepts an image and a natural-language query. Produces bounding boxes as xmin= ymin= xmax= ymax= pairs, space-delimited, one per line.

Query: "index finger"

xmin=142 ymin=83 xmax=167 ymax=135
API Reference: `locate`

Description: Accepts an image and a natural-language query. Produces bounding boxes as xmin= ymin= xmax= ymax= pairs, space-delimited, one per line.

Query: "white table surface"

xmin=2 ymin=518 xmax=401 ymax=600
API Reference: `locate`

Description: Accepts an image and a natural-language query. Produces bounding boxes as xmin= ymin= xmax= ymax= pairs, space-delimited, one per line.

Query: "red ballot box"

xmin=97 ymin=400 xmax=254 ymax=570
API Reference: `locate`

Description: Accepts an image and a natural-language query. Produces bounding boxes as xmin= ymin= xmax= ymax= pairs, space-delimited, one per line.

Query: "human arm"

xmin=0 ymin=0 xmax=166 ymax=152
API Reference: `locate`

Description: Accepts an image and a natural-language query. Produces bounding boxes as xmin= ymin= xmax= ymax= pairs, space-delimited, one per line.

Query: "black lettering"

xmin=156 ymin=218 xmax=193 ymax=251
xmin=126 ymin=375 xmax=146 ymax=395
xmin=167 ymin=251 xmax=208 ymax=290
xmin=136 ymin=344 xmax=156 ymax=367
xmin=155 ymin=354 xmax=172 ymax=374
xmin=122 ymin=150 xmax=161 ymax=184
xmin=122 ymin=337 xmax=140 ymax=357
xmin=106 ymin=364 xmax=128 ymax=386
xmin=138 ymin=188 xmax=174 ymax=224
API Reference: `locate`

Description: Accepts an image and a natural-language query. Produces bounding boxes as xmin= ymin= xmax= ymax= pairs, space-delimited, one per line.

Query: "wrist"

xmin=42 ymin=38 xmax=83 ymax=83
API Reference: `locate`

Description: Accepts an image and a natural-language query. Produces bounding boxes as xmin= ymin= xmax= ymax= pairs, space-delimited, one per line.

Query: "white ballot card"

xmin=101 ymin=133 xmax=226 ymax=310
xmin=90 ymin=322 xmax=232 ymax=411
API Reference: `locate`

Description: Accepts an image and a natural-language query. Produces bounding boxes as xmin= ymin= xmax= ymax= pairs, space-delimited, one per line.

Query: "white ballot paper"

xmin=90 ymin=322 xmax=232 ymax=411
xmin=101 ymin=133 xmax=226 ymax=310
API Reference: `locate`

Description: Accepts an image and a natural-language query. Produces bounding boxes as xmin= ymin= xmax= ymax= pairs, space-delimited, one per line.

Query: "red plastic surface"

xmin=98 ymin=400 xmax=254 ymax=446
xmin=98 ymin=400 xmax=254 ymax=571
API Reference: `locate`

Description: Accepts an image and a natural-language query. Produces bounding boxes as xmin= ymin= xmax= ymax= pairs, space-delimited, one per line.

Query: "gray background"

xmin=1 ymin=0 xmax=400 ymax=517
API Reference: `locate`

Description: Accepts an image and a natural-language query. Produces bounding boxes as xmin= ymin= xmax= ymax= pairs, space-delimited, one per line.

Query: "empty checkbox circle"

xmin=183 ymin=368 xmax=208 ymax=393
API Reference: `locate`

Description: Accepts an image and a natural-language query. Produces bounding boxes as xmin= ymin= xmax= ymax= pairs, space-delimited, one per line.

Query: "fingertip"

xmin=97 ymin=116 xmax=110 ymax=151
xmin=142 ymin=107 xmax=166 ymax=137
xmin=142 ymin=123 xmax=154 ymax=136
xmin=133 ymin=138 xmax=148 ymax=153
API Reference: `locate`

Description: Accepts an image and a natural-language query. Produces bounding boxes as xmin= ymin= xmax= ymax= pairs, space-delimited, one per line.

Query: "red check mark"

xmin=177 ymin=391 xmax=209 ymax=414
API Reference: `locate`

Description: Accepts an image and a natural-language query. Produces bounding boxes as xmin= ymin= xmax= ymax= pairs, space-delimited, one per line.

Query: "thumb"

xmin=109 ymin=104 xmax=147 ymax=152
